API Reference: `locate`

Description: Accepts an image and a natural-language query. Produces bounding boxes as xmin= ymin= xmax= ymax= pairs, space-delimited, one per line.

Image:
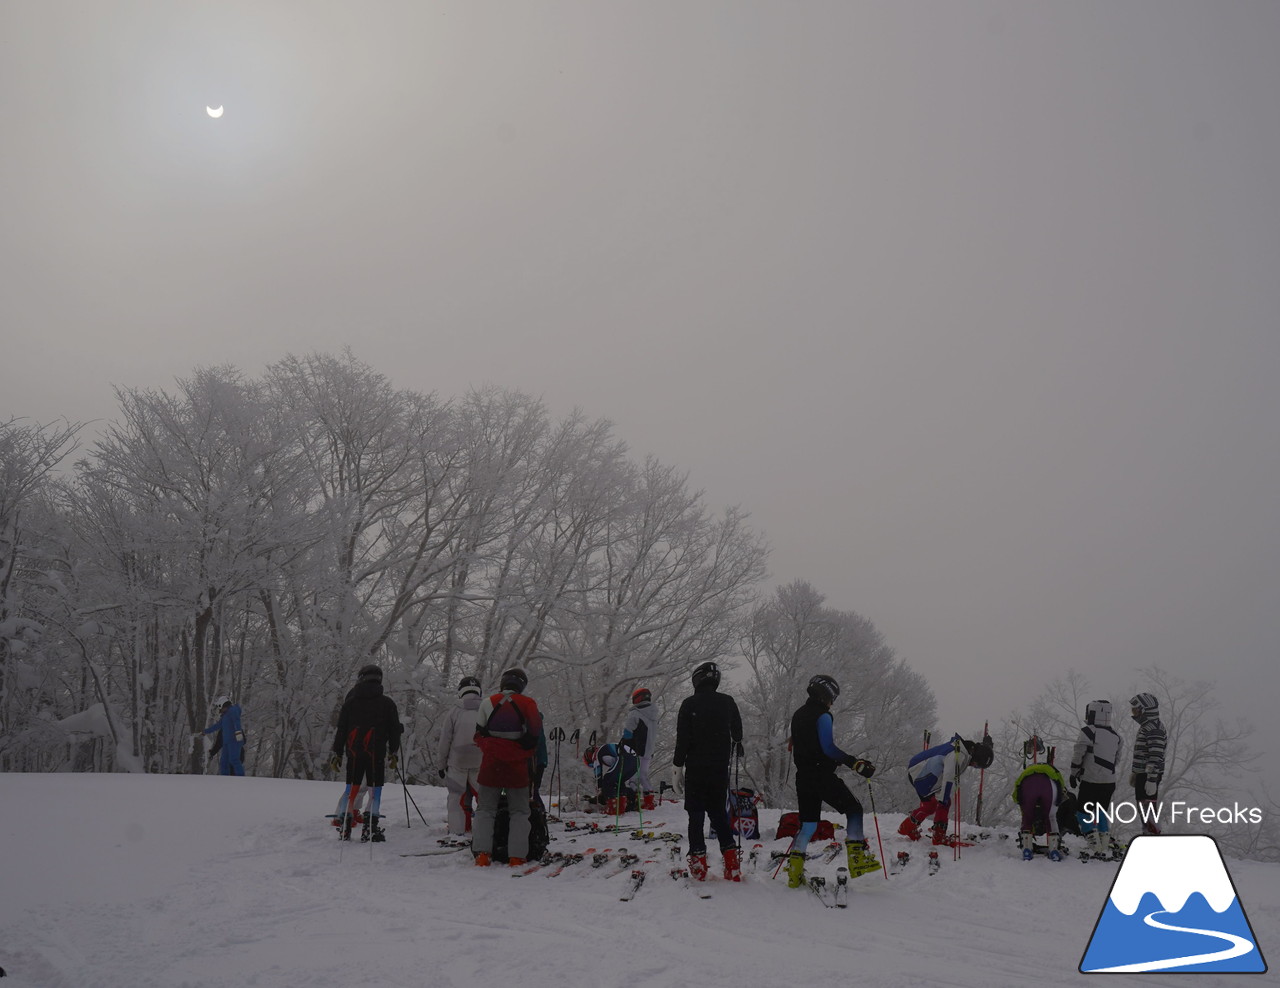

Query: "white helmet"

xmin=214 ymin=695 xmax=232 ymax=708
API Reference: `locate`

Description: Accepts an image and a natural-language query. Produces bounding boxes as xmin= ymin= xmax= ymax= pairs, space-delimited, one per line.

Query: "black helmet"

xmin=806 ymin=674 xmax=840 ymax=706
xmin=964 ymin=736 xmax=994 ymax=769
xmin=691 ymin=661 xmax=720 ymax=690
xmin=357 ymin=664 xmax=383 ymax=682
xmin=500 ymin=668 xmax=529 ymax=693
xmin=457 ymin=675 xmax=481 ymax=698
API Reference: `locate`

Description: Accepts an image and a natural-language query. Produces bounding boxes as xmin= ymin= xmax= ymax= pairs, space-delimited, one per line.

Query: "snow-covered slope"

xmin=0 ymin=773 xmax=1275 ymax=988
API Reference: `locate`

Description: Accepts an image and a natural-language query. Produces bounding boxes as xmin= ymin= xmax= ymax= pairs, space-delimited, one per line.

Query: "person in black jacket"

xmin=785 ymin=674 xmax=879 ymax=889
xmin=672 ymin=661 xmax=744 ymax=882
xmin=329 ymin=664 xmax=403 ymax=842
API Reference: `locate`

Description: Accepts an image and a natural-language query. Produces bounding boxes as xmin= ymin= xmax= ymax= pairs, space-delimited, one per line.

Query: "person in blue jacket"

xmin=900 ymin=731 xmax=993 ymax=844
xmin=202 ymin=696 xmax=245 ymax=776
xmin=785 ymin=675 xmax=879 ymax=889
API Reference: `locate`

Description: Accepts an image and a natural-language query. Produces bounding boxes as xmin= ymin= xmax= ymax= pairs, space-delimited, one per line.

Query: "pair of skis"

xmin=806 ymin=869 xmax=849 ymax=908
xmin=888 ymin=849 xmax=940 ymax=875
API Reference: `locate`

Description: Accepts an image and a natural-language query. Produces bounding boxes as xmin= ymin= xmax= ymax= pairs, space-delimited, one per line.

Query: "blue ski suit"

xmin=203 ymin=704 xmax=245 ymax=776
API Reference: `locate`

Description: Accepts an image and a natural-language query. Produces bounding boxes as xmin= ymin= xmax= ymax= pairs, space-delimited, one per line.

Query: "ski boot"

xmin=723 ymin=846 xmax=742 ymax=882
xmin=929 ymin=823 xmax=952 ymax=846
xmin=474 ymin=851 xmax=491 ymax=867
xmin=338 ymin=812 xmax=354 ymax=841
xmin=641 ymin=791 xmax=656 ymax=811
xmin=1018 ymin=831 xmax=1034 ymax=861
xmin=688 ymin=852 xmax=709 ymax=882
xmin=1047 ymin=834 xmax=1064 ymax=862
xmin=368 ymin=814 xmax=385 ymax=843
xmin=786 ymin=850 xmax=807 ymax=889
xmin=845 ymin=839 xmax=881 ymax=878
xmin=897 ymin=817 xmax=922 ymax=841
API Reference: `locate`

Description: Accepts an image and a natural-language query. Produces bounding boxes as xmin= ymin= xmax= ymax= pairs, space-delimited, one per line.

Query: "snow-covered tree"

xmin=736 ymin=581 xmax=935 ymax=809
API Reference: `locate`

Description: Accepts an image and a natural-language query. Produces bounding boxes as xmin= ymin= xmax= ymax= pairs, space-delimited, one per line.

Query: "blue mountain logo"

xmin=1080 ymin=834 xmax=1267 ymax=974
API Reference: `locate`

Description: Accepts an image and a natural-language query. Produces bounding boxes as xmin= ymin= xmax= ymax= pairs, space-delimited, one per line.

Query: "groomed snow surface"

xmin=0 ymin=773 xmax=1274 ymax=988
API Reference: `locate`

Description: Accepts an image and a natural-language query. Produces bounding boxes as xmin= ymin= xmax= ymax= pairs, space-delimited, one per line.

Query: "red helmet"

xmin=583 ymin=745 xmax=598 ymax=767
xmin=631 ymin=687 xmax=651 ymax=705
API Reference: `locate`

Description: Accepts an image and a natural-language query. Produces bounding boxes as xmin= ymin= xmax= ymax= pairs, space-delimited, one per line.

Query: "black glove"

xmin=328 ymin=753 xmax=341 ymax=774
xmin=734 ymin=741 xmax=745 ymax=759
xmin=851 ymin=758 xmax=876 ymax=779
xmin=1069 ymin=774 xmax=1080 ymax=790
xmin=619 ymin=742 xmax=636 ymax=757
xmin=387 ymin=753 xmax=398 ymax=772
xmin=438 ymin=768 xmax=446 ymax=779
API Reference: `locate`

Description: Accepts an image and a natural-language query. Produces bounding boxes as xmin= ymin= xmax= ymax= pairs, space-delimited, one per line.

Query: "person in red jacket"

xmin=471 ymin=668 xmax=544 ymax=867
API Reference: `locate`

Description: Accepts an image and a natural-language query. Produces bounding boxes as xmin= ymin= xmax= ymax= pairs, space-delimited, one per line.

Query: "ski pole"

xmin=975 ymin=720 xmax=988 ymax=827
xmin=771 ymin=836 xmax=796 ymax=881
xmin=865 ymin=779 xmax=889 ymax=880
xmin=733 ymin=744 xmax=742 ymax=854
xmin=397 ymin=763 xmax=430 ymax=827
xmin=614 ymin=749 xmax=626 ymax=834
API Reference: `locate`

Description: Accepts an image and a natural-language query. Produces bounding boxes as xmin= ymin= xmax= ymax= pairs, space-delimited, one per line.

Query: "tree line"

xmin=1 ymin=351 xmax=935 ymax=809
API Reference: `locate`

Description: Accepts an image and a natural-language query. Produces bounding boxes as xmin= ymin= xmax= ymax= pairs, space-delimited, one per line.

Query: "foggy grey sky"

xmin=4 ymin=2 xmax=1279 ymax=753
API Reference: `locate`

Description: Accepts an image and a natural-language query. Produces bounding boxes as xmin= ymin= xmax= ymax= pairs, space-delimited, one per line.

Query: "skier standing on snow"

xmin=436 ymin=675 xmax=484 ymax=839
xmin=1070 ymin=699 xmax=1123 ymax=856
xmin=328 ymin=664 xmax=403 ymax=841
xmin=900 ymin=732 xmax=993 ymax=845
xmin=619 ymin=686 xmax=659 ymax=809
xmin=471 ymin=668 xmax=545 ymax=868
xmin=672 ymin=661 xmax=744 ymax=882
xmin=201 ymin=696 xmax=246 ymax=777
xmin=1128 ymin=691 xmax=1167 ymax=835
xmin=785 ymin=675 xmax=879 ymax=890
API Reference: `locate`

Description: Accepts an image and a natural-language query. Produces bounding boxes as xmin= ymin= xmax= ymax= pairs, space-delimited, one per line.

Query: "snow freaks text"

xmin=1081 ymin=801 xmax=1263 ymax=827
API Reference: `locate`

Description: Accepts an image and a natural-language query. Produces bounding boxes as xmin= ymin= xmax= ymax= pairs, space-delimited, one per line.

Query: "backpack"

xmin=775 ymin=811 xmax=834 ymax=842
xmin=492 ymin=791 xmax=550 ymax=863
xmin=711 ymin=787 xmax=763 ymax=842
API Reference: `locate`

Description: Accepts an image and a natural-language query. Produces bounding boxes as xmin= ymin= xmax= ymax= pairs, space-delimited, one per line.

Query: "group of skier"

xmin=1002 ymin=692 xmax=1168 ymax=861
xmin=204 ymin=657 xmax=1169 ymax=883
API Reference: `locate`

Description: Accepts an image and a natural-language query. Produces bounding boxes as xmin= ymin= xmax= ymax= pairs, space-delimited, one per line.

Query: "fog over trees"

xmin=2 ymin=352 xmax=1271 ymax=859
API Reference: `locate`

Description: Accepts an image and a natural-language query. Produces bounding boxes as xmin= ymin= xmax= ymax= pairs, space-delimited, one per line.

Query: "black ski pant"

xmin=1076 ymin=780 xmax=1116 ymax=834
xmin=684 ymin=771 xmax=734 ymax=856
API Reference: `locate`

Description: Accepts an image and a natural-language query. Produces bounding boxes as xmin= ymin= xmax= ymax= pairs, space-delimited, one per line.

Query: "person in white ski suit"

xmin=436 ymin=676 xmax=484 ymax=837
xmin=1069 ymin=699 xmax=1123 ymax=854
xmin=619 ymin=687 xmax=659 ymax=798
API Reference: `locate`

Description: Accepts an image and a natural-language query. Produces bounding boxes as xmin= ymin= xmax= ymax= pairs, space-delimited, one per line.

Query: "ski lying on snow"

xmin=400 ymin=845 xmax=470 ymax=857
xmin=889 ymin=850 xmax=911 ymax=875
xmin=834 ymin=867 xmax=849 ymax=908
xmin=669 ymin=866 xmax=713 ymax=899
xmin=619 ymin=868 xmax=646 ymax=901
xmin=806 ymin=875 xmax=835 ymax=907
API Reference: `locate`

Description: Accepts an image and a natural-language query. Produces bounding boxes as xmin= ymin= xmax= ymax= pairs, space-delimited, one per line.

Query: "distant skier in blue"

xmin=202 ymin=695 xmax=245 ymax=776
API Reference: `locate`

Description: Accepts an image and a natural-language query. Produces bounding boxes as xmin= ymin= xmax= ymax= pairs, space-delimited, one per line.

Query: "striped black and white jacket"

xmin=1131 ymin=719 xmax=1167 ymax=779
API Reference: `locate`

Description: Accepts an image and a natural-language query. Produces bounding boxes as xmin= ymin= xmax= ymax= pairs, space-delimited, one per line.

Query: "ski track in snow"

xmin=0 ymin=774 xmax=1275 ymax=988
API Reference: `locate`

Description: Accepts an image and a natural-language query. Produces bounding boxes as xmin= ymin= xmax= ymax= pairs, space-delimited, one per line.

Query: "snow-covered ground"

xmin=0 ymin=773 xmax=1274 ymax=987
